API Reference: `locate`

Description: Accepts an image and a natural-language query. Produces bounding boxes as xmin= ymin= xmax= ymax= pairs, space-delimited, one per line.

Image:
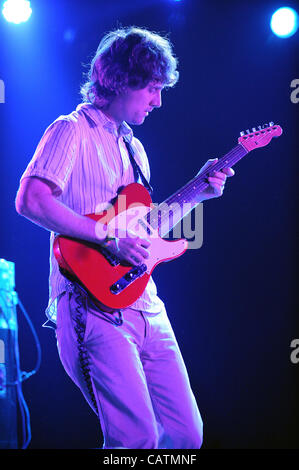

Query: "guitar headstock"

xmin=238 ymin=122 xmax=283 ymax=152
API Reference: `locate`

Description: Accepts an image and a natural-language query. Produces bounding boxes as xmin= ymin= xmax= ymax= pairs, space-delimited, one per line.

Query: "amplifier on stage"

xmin=0 ymin=259 xmax=19 ymax=449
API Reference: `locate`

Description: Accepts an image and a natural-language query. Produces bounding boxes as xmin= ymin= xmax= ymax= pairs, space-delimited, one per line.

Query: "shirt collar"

xmin=76 ymin=102 xmax=133 ymax=143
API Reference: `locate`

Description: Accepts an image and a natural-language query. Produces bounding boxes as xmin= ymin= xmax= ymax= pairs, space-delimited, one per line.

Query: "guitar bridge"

xmin=110 ymin=264 xmax=147 ymax=295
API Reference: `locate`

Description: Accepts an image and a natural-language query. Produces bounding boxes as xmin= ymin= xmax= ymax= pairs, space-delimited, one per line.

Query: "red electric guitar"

xmin=53 ymin=123 xmax=282 ymax=311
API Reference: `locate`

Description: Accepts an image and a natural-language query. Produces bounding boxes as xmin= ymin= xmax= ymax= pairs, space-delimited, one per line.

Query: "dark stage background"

xmin=0 ymin=0 xmax=298 ymax=449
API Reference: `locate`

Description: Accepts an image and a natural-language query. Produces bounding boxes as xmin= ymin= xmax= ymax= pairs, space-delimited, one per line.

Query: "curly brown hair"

xmin=80 ymin=26 xmax=179 ymax=108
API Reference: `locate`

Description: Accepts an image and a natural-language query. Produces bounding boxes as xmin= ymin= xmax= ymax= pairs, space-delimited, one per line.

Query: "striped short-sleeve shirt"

xmin=20 ymin=102 xmax=165 ymax=322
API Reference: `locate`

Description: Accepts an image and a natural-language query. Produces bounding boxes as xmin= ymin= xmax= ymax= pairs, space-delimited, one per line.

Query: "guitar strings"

xmin=145 ymin=144 xmax=247 ymax=231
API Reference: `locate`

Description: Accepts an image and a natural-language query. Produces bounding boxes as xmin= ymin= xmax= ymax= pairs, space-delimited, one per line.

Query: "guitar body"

xmin=53 ymin=183 xmax=188 ymax=311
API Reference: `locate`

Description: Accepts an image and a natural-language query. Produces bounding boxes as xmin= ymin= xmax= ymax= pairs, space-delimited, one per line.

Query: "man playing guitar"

xmin=15 ymin=27 xmax=234 ymax=449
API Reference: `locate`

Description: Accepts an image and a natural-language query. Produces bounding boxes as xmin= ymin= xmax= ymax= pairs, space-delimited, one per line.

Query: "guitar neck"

xmin=146 ymin=143 xmax=248 ymax=237
xmin=164 ymin=143 xmax=248 ymax=207
xmin=146 ymin=119 xmax=283 ymax=237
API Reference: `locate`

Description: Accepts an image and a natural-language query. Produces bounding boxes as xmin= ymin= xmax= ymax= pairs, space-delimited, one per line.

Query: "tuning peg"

xmin=246 ymin=129 xmax=251 ymax=134
xmin=258 ymin=125 xmax=262 ymax=130
xmin=269 ymin=121 xmax=274 ymax=126
xmin=252 ymin=127 xmax=257 ymax=132
xmin=240 ymin=131 xmax=245 ymax=136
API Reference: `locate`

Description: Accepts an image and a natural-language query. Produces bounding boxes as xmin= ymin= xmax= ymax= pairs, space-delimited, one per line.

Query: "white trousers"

xmin=55 ymin=282 xmax=203 ymax=449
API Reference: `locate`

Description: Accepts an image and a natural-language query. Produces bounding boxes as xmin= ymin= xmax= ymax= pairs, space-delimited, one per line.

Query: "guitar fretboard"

xmin=145 ymin=143 xmax=248 ymax=236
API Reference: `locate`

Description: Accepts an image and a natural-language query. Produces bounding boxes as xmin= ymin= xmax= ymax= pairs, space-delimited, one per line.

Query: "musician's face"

xmin=111 ymin=82 xmax=163 ymax=126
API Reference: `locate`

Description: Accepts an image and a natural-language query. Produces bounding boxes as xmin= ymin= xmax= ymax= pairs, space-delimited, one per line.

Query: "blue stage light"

xmin=2 ymin=0 xmax=32 ymax=24
xmin=270 ymin=7 xmax=298 ymax=38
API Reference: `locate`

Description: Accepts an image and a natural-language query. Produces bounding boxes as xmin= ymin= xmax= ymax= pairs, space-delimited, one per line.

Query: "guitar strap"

xmin=123 ymin=137 xmax=153 ymax=194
